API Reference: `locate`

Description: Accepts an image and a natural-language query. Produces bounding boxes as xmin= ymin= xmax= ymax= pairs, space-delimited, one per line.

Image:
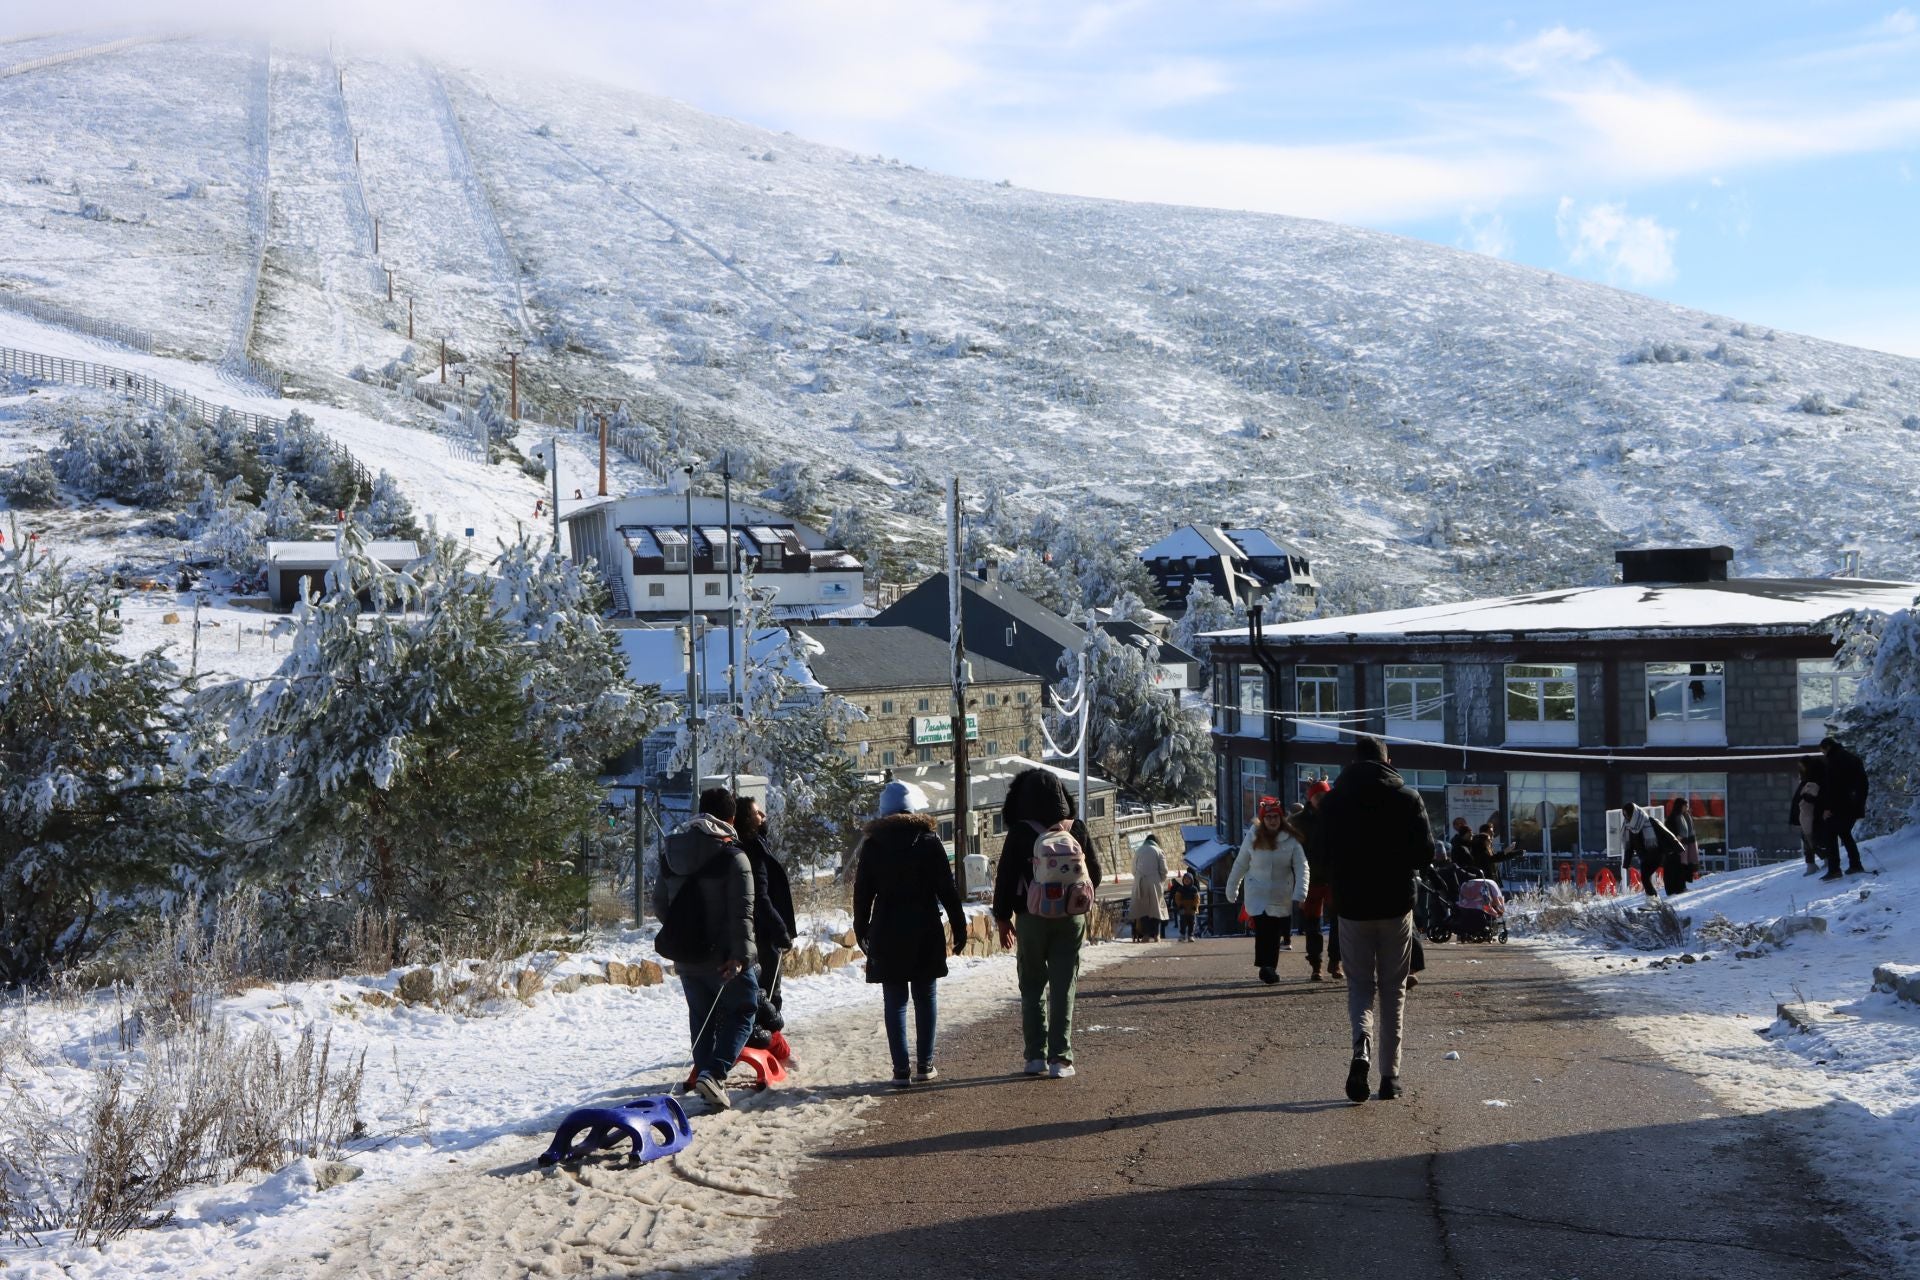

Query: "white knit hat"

xmin=877 ymin=780 xmax=930 ymax=816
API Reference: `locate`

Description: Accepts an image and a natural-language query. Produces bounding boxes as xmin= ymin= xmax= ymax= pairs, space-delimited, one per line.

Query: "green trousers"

xmin=1016 ymin=913 xmax=1087 ymax=1063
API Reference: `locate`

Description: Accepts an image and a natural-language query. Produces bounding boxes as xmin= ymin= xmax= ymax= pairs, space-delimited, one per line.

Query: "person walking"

xmin=735 ymin=795 xmax=796 ymax=1047
xmin=1318 ymin=736 xmax=1433 ymax=1104
xmin=1227 ymin=796 xmax=1310 ymax=985
xmin=1172 ymin=870 xmax=1202 ymax=941
xmin=657 ymin=788 xmax=759 ymax=1111
xmin=1295 ymin=781 xmax=1341 ymax=980
xmin=992 ymin=768 xmax=1101 ymax=1079
xmin=1130 ymin=834 xmax=1171 ymax=942
xmin=1667 ymin=796 xmax=1701 ymax=882
xmin=1789 ymin=758 xmax=1827 ymax=876
xmin=1820 ymin=737 xmax=1870 ymax=877
xmin=1448 ymin=816 xmax=1474 ymax=867
xmin=853 ymin=781 xmax=969 ymax=1088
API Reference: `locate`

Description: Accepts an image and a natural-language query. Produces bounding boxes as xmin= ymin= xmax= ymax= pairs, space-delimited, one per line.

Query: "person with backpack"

xmin=736 ymin=795 xmax=796 ymax=1052
xmin=854 ymin=781 xmax=969 ymax=1088
xmin=655 ymin=788 xmax=759 ymax=1111
xmin=1317 ymin=736 xmax=1433 ymax=1104
xmin=1227 ymin=796 xmax=1309 ymax=985
xmin=992 ymin=768 xmax=1101 ymax=1079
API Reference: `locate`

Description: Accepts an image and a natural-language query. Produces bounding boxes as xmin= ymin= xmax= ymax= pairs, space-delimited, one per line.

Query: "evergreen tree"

xmin=183 ymin=475 xmax=267 ymax=571
xmin=356 ymin=470 xmax=420 ymax=540
xmin=0 ymin=546 xmax=203 ymax=981
xmin=218 ymin=531 xmax=665 ymax=949
xmin=258 ymin=473 xmax=314 ymax=540
xmin=1070 ymin=626 xmax=1214 ymax=805
xmin=1835 ymin=598 xmax=1920 ymax=834
xmin=1171 ymin=580 xmax=1239 ymax=689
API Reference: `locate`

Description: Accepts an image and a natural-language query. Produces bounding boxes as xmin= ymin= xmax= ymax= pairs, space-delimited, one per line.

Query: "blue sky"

xmin=15 ymin=1 xmax=1920 ymax=354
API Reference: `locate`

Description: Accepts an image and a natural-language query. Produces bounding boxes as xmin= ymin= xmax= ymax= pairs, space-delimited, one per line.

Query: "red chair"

xmin=1597 ymin=867 xmax=1618 ymax=896
xmin=1574 ymin=861 xmax=1590 ymax=890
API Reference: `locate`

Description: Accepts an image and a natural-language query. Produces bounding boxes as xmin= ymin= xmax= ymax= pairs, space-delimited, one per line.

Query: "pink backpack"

xmin=1025 ymin=821 xmax=1095 ymax=918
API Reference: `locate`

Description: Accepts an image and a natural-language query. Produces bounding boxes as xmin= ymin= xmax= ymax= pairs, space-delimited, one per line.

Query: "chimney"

xmin=1614 ymin=546 xmax=1732 ymax=584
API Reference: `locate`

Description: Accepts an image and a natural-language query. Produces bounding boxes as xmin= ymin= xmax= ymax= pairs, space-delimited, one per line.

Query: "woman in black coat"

xmin=854 ymin=780 xmax=968 ymax=1087
xmin=736 ymin=796 xmax=797 ymax=1038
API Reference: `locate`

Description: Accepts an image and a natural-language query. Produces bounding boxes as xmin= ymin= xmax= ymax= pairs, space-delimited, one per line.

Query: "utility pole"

xmin=371 ymin=214 xmax=377 ymax=254
xmin=1078 ymin=612 xmax=1092 ymax=822
xmin=723 ymin=460 xmax=739 ymax=793
xmin=684 ymin=465 xmax=701 ymax=795
xmin=407 ymin=295 xmax=414 ymax=340
xmin=508 ymin=350 xmax=519 ymax=421
xmin=597 ymin=411 xmax=609 ymax=496
xmin=439 ymin=337 xmax=446 ymax=383
xmin=947 ymin=476 xmax=970 ymax=897
xmin=548 ymin=435 xmax=561 ymax=549
xmin=384 ymin=267 xmax=393 ymax=303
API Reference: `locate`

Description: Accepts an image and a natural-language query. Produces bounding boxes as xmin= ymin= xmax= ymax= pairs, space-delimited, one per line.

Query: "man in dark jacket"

xmin=1820 ymin=737 xmax=1870 ymax=877
xmin=661 ymin=788 xmax=759 ymax=1110
xmin=1318 ymin=736 xmax=1433 ymax=1104
xmin=736 ymin=795 xmax=796 ymax=1041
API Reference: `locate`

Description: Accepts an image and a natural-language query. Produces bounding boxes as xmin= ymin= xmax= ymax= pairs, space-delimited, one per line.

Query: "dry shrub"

xmin=0 ymin=1016 xmax=364 ymax=1247
xmin=1508 ymin=893 xmax=1686 ymax=950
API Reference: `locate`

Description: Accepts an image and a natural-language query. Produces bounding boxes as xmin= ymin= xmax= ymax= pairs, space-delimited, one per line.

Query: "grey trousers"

xmin=1339 ymin=913 xmax=1413 ymax=1080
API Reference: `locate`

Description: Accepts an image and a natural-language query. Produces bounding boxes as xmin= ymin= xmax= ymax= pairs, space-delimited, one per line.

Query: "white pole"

xmin=1078 ymin=612 xmax=1091 ymax=822
xmin=947 ymin=477 xmax=970 ymax=897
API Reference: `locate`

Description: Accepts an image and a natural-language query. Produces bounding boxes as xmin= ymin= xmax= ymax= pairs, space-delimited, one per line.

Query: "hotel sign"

xmin=911 ymin=715 xmax=978 ymax=745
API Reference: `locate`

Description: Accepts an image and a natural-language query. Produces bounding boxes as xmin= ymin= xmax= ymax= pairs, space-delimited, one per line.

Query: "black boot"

xmin=1345 ymin=1056 xmax=1371 ymax=1103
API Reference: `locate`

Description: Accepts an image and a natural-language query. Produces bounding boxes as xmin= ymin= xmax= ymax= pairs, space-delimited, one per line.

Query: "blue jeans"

xmin=882 ymin=979 xmax=937 ymax=1076
xmin=680 ymin=966 xmax=760 ymax=1082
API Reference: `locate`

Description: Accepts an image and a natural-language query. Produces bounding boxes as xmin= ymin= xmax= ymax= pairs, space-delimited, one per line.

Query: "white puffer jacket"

xmin=1227 ymin=825 xmax=1309 ymax=918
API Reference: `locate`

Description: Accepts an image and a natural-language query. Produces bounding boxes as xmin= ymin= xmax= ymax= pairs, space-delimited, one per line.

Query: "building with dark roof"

xmin=1205 ymin=549 xmax=1916 ymax=879
xmin=793 ymin=627 xmax=1044 ymax=773
xmin=1140 ymin=523 xmax=1315 ymax=615
xmin=872 ymin=572 xmax=1087 ymax=682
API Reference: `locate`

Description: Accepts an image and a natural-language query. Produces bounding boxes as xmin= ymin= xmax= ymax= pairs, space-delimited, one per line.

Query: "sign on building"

xmin=911 ymin=714 xmax=979 ymax=745
xmin=1447 ymin=783 xmax=1501 ymax=833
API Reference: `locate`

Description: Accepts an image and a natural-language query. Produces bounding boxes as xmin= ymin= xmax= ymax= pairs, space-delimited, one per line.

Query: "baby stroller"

xmin=1418 ymin=863 xmax=1464 ymax=942
xmin=1452 ymin=877 xmax=1509 ymax=943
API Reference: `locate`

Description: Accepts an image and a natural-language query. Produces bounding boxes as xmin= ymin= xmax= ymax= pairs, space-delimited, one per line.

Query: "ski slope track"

xmin=3 ymin=37 xmax=1920 ymax=603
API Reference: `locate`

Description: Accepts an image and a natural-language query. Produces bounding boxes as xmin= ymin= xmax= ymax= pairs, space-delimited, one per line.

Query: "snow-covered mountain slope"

xmin=4 ymin=34 xmax=1919 ymax=602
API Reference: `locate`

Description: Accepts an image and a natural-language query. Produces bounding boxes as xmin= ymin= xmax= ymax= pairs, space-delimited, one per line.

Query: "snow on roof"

xmin=1140 ymin=524 xmax=1241 ymax=563
xmin=265 ymin=540 xmax=420 ymax=564
xmin=619 ymin=526 xmax=662 ymax=557
xmin=614 ymin=626 xmax=820 ymax=696
xmin=1221 ymin=528 xmax=1295 ymax=560
xmin=1206 ymin=579 xmax=1920 ymax=643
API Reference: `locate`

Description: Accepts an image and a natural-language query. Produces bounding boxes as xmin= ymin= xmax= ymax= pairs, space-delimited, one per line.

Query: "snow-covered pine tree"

xmin=183 ymin=475 xmax=267 ymax=572
xmin=1835 ymin=599 xmax=1920 ymax=834
xmin=1170 ymin=579 xmax=1238 ymax=676
xmin=218 ymin=531 xmax=665 ymax=951
xmin=766 ymin=460 xmax=820 ymax=517
xmin=0 ymin=545 xmax=203 ymax=981
xmin=1069 ymin=624 xmax=1213 ymax=805
xmin=355 ymin=469 xmax=420 ymax=540
xmin=258 ymin=473 xmax=314 ymax=540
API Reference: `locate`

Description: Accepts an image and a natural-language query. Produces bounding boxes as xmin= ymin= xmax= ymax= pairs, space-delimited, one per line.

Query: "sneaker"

xmin=693 ymin=1074 xmax=732 ymax=1111
xmin=1345 ymin=1057 xmax=1371 ymax=1104
xmin=1279 ymin=941 xmax=1293 ymax=951
xmin=889 ymin=1073 xmax=912 ymax=1089
xmin=1847 ymin=865 xmax=1868 ymax=876
xmin=1049 ymin=1061 xmax=1076 ymax=1079
xmin=913 ymin=1065 xmax=939 ymax=1083
xmin=1023 ymin=1058 xmax=1047 ymax=1076
xmin=1820 ymin=871 xmax=1844 ymax=882
xmin=1327 ymin=965 xmax=1344 ymax=980
xmin=1308 ymin=967 xmax=1323 ymax=982
xmin=1377 ymin=1078 xmax=1402 ymax=1101
xmin=1258 ymin=967 xmax=1279 ymax=986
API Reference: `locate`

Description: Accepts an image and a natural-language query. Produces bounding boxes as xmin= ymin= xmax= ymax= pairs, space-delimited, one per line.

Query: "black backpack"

xmin=654 ymin=830 xmax=727 ymax=963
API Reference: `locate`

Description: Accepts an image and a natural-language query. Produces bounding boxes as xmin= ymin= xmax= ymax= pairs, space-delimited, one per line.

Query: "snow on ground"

xmin=1 ymin=922 xmax=1129 ymax=1279
xmin=1515 ymin=828 xmax=1920 ymax=1268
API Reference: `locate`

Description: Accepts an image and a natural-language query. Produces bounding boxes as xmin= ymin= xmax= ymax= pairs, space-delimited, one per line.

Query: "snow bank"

xmin=1516 ymin=828 xmax=1920 ymax=1270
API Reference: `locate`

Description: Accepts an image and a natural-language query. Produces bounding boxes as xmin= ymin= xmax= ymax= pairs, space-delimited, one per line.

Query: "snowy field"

xmin=1 ymin=920 xmax=1128 ymax=1278
xmin=1516 ymin=829 xmax=1920 ymax=1270
xmin=4 ymin=35 xmax=1919 ymax=603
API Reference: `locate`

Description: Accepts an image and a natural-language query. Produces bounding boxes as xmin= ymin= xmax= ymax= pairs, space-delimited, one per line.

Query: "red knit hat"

xmin=1257 ymin=795 xmax=1284 ymax=821
xmin=1305 ymin=779 xmax=1332 ymax=800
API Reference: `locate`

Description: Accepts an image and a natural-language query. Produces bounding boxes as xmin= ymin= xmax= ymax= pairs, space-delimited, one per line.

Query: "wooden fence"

xmin=0 ymin=293 xmax=153 ymax=353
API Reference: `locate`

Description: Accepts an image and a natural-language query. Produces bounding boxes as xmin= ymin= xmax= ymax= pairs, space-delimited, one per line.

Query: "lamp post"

xmin=684 ymin=464 xmax=701 ymax=794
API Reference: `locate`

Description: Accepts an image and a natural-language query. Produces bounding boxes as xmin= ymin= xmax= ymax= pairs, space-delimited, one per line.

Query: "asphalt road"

xmin=748 ymin=934 xmax=1874 ymax=1280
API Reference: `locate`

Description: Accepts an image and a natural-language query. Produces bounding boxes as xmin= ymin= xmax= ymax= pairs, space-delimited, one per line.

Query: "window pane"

xmin=1508 ymin=664 xmax=1574 ymax=679
xmin=1686 ymin=677 xmax=1723 ymax=722
xmin=1543 ymin=681 xmax=1576 ymax=721
xmin=1386 ymin=683 xmax=1414 ymax=719
xmin=1299 ymin=665 xmax=1337 ymax=679
xmin=1649 ymin=678 xmax=1686 ymax=720
xmin=1799 ymin=675 xmax=1835 ymax=719
xmin=1508 ymin=683 xmax=1540 ymax=722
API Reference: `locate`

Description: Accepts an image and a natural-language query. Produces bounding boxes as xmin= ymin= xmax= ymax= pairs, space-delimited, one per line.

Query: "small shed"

xmin=265 ymin=540 xmax=421 ymax=608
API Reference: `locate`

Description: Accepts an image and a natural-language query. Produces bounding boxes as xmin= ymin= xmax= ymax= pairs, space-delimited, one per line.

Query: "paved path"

xmin=749 ymin=935 xmax=1874 ymax=1280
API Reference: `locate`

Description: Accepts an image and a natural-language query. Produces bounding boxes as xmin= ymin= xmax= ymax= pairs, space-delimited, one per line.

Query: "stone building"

xmin=795 ymin=626 xmax=1045 ymax=772
xmin=1205 ymin=547 xmax=1916 ymax=874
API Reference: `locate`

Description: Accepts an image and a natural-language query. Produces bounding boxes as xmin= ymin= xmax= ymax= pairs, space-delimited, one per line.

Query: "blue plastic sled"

xmin=537 ymin=1095 xmax=693 ymax=1167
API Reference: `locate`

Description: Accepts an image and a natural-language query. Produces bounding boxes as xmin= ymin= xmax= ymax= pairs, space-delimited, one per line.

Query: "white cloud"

xmin=1066 ymin=0 xmax=1147 ymax=47
xmin=1129 ymin=57 xmax=1232 ymax=107
xmin=1881 ymin=8 xmax=1918 ymax=37
xmin=1483 ymin=25 xmax=1603 ymax=77
xmin=1457 ymin=208 xmax=1514 ymax=258
xmin=1556 ymin=197 xmax=1677 ymax=286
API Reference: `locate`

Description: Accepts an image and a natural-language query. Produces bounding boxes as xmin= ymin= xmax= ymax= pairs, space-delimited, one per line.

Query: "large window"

xmin=1295 ymin=664 xmax=1340 ymax=741
xmin=1238 ymin=756 xmax=1269 ymax=832
xmin=1798 ymin=659 xmax=1863 ymax=745
xmin=1506 ymin=772 xmax=1581 ymax=855
xmin=1237 ymin=664 xmax=1267 ymax=738
xmin=657 ymin=528 xmax=688 ymax=570
xmin=1402 ymin=768 xmax=1449 ymax=840
xmin=1505 ymin=664 xmax=1577 ymax=745
xmin=1386 ymin=664 xmax=1445 ymax=741
xmin=1647 ymin=773 xmax=1727 ymax=853
xmin=1646 ymin=661 xmax=1725 ymax=746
